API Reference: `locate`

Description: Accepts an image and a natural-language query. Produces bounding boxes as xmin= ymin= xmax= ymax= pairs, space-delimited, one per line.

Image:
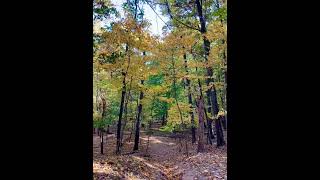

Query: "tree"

xmin=196 ymin=96 xmax=205 ymax=153
xmin=157 ymin=0 xmax=227 ymax=147
xmin=93 ymin=0 xmax=227 ymax=156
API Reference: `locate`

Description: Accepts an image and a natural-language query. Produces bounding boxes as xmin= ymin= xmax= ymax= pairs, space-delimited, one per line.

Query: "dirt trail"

xmin=93 ymin=127 xmax=227 ymax=180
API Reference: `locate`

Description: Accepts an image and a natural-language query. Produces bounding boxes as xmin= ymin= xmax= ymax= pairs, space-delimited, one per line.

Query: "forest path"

xmin=93 ymin=124 xmax=227 ymax=180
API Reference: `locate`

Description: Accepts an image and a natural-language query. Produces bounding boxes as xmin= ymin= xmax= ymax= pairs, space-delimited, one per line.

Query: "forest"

xmin=93 ymin=0 xmax=227 ymax=179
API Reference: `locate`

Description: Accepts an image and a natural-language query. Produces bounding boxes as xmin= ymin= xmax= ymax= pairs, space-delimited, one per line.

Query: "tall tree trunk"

xmin=204 ymin=51 xmax=214 ymax=145
xmin=196 ymin=67 xmax=215 ymax=143
xmin=184 ymin=53 xmax=196 ymax=143
xmin=197 ymin=97 xmax=205 ymax=153
xmin=171 ymin=52 xmax=184 ymax=125
xmin=206 ymin=118 xmax=213 ymax=145
xmin=121 ymin=76 xmax=133 ymax=147
xmin=195 ymin=0 xmax=225 ymax=147
xmin=133 ymin=80 xmax=144 ymax=151
xmin=100 ymin=128 xmax=104 ymax=154
xmin=116 ymin=45 xmax=131 ymax=154
xmin=216 ymin=115 xmax=225 ymax=146
xmin=95 ymin=69 xmax=100 ymax=112
xmin=94 ymin=67 xmax=100 ymax=136
xmin=134 ymin=0 xmax=138 ymax=20
xmin=220 ymin=115 xmax=227 ymax=131
xmin=116 ymin=75 xmax=126 ymax=154
xmin=133 ymin=51 xmax=146 ymax=151
xmin=221 ymin=21 xmax=227 ymax=131
xmin=219 ymin=74 xmax=227 ymax=131
xmin=101 ymin=96 xmax=108 ymax=142
xmin=101 ymin=97 xmax=106 ymax=118
xmin=120 ymin=100 xmax=128 ymax=147
xmin=161 ymin=114 xmax=166 ymax=126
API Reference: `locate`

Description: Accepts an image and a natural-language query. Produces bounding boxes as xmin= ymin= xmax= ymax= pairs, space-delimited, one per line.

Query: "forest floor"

xmin=93 ymin=124 xmax=227 ymax=180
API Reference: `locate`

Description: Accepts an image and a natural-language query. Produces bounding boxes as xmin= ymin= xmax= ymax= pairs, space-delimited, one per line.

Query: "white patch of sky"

xmin=106 ymin=0 xmax=169 ymax=37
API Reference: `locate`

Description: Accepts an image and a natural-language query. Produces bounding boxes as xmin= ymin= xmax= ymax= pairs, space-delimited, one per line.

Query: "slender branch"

xmin=145 ymin=0 xmax=170 ymax=27
xmin=134 ymin=0 xmax=138 ymax=20
xmin=174 ymin=16 xmax=201 ymax=31
xmin=164 ymin=0 xmax=200 ymax=31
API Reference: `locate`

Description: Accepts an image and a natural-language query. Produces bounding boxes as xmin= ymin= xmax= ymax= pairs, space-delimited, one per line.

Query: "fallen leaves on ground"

xmin=93 ymin=129 xmax=227 ymax=180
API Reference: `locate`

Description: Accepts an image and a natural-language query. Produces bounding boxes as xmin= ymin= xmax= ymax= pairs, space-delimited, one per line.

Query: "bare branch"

xmin=145 ymin=0 xmax=170 ymax=27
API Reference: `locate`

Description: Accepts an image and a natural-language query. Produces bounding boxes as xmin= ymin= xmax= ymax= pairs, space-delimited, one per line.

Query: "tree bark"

xmin=195 ymin=0 xmax=225 ymax=147
xmin=220 ymin=115 xmax=227 ymax=130
xmin=120 ymin=101 xmax=128 ymax=147
xmin=133 ymin=80 xmax=144 ymax=151
xmin=100 ymin=128 xmax=104 ymax=154
xmin=101 ymin=97 xmax=106 ymax=118
xmin=101 ymin=96 xmax=108 ymax=142
xmin=116 ymin=45 xmax=131 ymax=154
xmin=216 ymin=116 xmax=225 ymax=146
xmin=196 ymin=67 xmax=215 ymax=143
xmin=116 ymin=75 xmax=126 ymax=154
xmin=121 ymin=76 xmax=133 ymax=147
xmin=133 ymin=51 xmax=146 ymax=151
xmin=184 ymin=53 xmax=196 ymax=143
xmin=197 ymin=97 xmax=205 ymax=153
